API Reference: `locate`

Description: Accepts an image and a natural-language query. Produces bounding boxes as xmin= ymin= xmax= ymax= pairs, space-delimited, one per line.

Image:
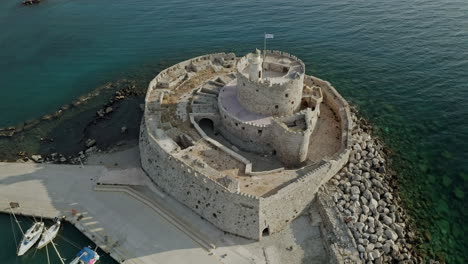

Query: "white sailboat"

xmin=17 ymin=221 xmax=45 ymax=256
xmin=37 ymin=220 xmax=61 ymax=249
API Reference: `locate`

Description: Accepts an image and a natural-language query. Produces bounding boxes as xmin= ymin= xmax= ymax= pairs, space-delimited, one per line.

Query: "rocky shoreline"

xmin=0 ymin=79 xmax=141 ymax=139
xmin=0 ymin=78 xmax=147 ymax=164
xmin=319 ymin=108 xmax=434 ymax=264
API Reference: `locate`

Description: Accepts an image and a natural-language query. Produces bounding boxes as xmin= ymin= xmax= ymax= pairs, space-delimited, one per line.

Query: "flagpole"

xmin=263 ymin=32 xmax=267 ymax=76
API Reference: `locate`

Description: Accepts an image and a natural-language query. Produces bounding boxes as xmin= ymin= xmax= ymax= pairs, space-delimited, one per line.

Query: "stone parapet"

xmin=236 ymin=50 xmax=305 ymax=116
xmin=140 ymin=52 xmax=353 ymax=240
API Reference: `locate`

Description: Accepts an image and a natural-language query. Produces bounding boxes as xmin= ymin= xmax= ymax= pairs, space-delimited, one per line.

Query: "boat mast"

xmin=45 ymin=244 xmax=51 ymax=264
xmin=50 ymin=242 xmax=66 ymax=264
xmin=9 ymin=203 xmax=24 ymax=235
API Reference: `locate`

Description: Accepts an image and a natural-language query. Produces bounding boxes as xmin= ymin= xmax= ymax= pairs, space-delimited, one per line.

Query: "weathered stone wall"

xmin=258 ymin=74 xmax=353 ymax=236
xmin=269 ymin=119 xmax=311 ymax=166
xmin=140 ymin=119 xmax=261 ymax=239
xmin=259 ymin=151 xmax=350 ymax=235
xmin=219 ymin=90 xmax=319 ymax=165
xmin=306 ymin=75 xmax=353 ymax=150
xmin=218 ymin=101 xmax=269 ymax=147
xmin=236 ymin=51 xmax=305 ymax=116
xmin=140 ymin=52 xmax=353 ymax=240
xmin=141 ymin=53 xmax=262 ymax=240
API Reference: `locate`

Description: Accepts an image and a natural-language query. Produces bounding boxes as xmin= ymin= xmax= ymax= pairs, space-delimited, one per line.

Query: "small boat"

xmin=37 ymin=219 xmax=61 ymax=249
xmin=17 ymin=222 xmax=45 ymax=256
xmin=70 ymin=247 xmax=100 ymax=264
xmin=22 ymin=0 xmax=41 ymax=5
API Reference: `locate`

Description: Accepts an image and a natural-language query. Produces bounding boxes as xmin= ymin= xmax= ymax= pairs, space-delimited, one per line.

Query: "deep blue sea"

xmin=0 ymin=0 xmax=467 ymax=263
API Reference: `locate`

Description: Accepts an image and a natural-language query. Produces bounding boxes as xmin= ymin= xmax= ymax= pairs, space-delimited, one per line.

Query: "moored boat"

xmin=69 ymin=247 xmax=100 ymax=264
xmin=37 ymin=219 xmax=61 ymax=249
xmin=17 ymin=222 xmax=44 ymax=256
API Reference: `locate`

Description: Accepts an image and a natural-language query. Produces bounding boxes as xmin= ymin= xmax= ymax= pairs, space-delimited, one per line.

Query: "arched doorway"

xmin=198 ymin=118 xmax=215 ymax=137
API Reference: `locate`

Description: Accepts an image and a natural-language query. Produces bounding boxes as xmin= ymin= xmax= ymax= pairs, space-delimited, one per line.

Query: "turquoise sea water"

xmin=0 ymin=0 xmax=467 ymax=263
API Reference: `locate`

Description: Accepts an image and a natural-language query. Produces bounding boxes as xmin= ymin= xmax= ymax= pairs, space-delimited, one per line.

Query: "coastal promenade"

xmin=0 ymin=162 xmax=220 ymax=264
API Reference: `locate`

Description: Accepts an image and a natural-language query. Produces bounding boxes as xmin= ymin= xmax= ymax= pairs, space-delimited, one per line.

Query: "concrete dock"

xmin=0 ymin=162 xmax=219 ymax=264
xmin=0 ymin=147 xmax=329 ymax=264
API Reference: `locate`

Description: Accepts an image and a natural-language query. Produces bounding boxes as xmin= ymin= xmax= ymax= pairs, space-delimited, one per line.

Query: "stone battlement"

xmin=236 ymin=50 xmax=305 ymax=116
xmin=140 ymin=51 xmax=352 ymax=240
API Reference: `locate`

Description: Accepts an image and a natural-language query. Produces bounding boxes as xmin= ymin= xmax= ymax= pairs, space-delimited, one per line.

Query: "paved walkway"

xmin=0 ymin=162 xmax=219 ymax=264
xmin=0 ymin=149 xmax=330 ymax=264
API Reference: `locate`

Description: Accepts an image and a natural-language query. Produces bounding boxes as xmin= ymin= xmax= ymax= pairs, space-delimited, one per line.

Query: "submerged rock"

xmin=31 ymin=155 xmax=42 ymax=163
xmin=453 ymin=187 xmax=465 ymax=199
xmin=85 ymin=138 xmax=96 ymax=148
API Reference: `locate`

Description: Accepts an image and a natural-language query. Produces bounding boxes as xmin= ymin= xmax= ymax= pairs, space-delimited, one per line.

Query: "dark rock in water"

xmin=97 ymin=109 xmax=105 ymax=117
xmin=105 ymin=106 xmax=113 ymax=114
xmin=121 ymin=126 xmax=127 ymax=133
xmin=31 ymin=155 xmax=42 ymax=163
xmin=22 ymin=0 xmax=41 ymax=5
xmin=453 ymin=188 xmax=464 ymax=199
xmin=24 ymin=119 xmax=40 ymax=130
xmin=442 ymin=176 xmax=452 ymax=187
xmin=423 ymin=230 xmax=432 ymax=242
xmin=72 ymin=100 xmax=82 ymax=107
xmin=85 ymin=138 xmax=96 ymax=148
xmin=85 ymin=147 xmax=96 ymax=154
xmin=52 ymin=110 xmax=63 ymax=118
xmin=0 ymin=127 xmax=15 ymax=137
xmin=15 ymin=123 xmax=25 ymax=133
xmin=60 ymin=104 xmax=71 ymax=111
xmin=41 ymin=114 xmax=54 ymax=121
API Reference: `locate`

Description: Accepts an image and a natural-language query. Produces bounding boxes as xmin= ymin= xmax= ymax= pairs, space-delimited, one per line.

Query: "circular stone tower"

xmin=236 ymin=50 xmax=305 ymax=116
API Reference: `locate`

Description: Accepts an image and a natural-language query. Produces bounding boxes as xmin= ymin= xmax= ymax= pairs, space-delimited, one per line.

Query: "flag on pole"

xmin=265 ymin=33 xmax=274 ymax=39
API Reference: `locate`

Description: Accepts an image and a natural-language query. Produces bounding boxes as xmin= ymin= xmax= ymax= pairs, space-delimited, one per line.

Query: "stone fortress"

xmin=139 ymin=49 xmax=353 ymax=240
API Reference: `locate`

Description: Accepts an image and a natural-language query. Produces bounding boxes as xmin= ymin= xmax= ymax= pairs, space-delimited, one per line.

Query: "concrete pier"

xmin=0 ymin=147 xmax=329 ymax=264
xmin=0 ymin=162 xmax=219 ymax=264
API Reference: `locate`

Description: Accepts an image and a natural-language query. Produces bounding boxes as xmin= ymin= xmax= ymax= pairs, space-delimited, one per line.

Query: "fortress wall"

xmin=140 ymin=119 xmax=262 ymax=240
xmin=259 ymin=75 xmax=353 ymax=235
xmin=217 ymin=125 xmax=273 ymax=154
xmin=236 ymin=73 xmax=304 ymax=116
xmin=260 ymin=149 xmax=350 ymax=235
xmin=218 ymin=98 xmax=270 ymax=146
xmin=306 ymin=76 xmax=353 ymax=150
xmin=270 ymin=121 xmax=311 ymax=165
xmin=264 ymin=50 xmax=306 ymax=71
xmin=141 ymin=53 xmax=353 ymax=240
xmin=145 ymin=52 xmax=235 ymax=101
xmin=269 ymin=108 xmax=319 ymax=165
xmin=141 ymin=52 xmax=264 ymax=240
xmin=191 ymin=104 xmax=218 ymax=115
